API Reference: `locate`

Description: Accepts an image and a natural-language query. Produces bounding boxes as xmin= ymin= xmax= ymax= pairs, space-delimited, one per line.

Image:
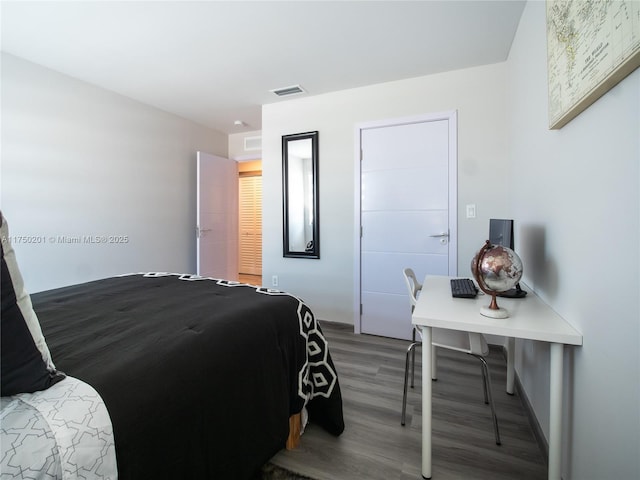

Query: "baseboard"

xmin=496 ymin=345 xmax=549 ymax=463
xmin=318 ymin=319 xmax=353 ymax=330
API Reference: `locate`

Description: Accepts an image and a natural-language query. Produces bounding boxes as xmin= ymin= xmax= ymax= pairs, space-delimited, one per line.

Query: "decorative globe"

xmin=471 ymin=240 xmax=523 ymax=318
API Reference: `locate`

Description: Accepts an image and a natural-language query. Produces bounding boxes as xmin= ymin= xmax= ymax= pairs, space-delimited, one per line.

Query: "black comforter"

xmin=32 ymin=273 xmax=344 ymax=479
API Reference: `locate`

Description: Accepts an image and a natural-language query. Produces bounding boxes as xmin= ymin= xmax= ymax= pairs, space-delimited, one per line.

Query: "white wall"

xmin=262 ymin=63 xmax=510 ymax=322
xmin=1 ymin=53 xmax=227 ymax=293
xmin=507 ymin=3 xmax=639 ymax=479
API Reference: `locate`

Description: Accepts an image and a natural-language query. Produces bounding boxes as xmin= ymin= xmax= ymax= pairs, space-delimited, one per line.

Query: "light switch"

xmin=466 ymin=204 xmax=476 ymax=218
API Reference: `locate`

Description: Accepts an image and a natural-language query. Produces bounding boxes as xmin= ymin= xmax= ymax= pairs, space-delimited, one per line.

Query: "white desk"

xmin=412 ymin=276 xmax=582 ymax=480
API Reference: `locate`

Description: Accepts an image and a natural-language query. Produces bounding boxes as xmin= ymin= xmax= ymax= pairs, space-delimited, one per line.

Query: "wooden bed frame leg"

xmin=286 ymin=413 xmax=301 ymax=450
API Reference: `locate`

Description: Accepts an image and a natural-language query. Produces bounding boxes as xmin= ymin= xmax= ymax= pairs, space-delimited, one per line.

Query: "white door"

xmin=196 ymin=151 xmax=238 ymax=279
xmin=359 ymin=113 xmax=457 ymax=340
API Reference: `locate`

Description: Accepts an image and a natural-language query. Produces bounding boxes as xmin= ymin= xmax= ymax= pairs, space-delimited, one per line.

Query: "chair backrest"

xmin=402 ymin=268 xmax=422 ymax=312
xmin=404 ymin=267 xmax=488 ymax=356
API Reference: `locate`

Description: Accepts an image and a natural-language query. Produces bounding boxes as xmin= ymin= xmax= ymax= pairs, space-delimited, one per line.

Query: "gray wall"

xmin=1 ymin=53 xmax=228 ymax=292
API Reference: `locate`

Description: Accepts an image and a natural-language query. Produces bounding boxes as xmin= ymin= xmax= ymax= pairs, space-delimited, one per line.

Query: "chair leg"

xmin=472 ymin=354 xmax=501 ymax=445
xmin=480 ymin=360 xmax=489 ymax=404
xmin=402 ymin=341 xmax=420 ymax=426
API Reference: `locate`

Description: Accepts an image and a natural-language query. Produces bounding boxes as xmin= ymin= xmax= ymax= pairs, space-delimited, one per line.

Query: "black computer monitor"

xmin=489 ymin=219 xmax=514 ymax=250
xmin=489 ymin=218 xmax=526 ymax=298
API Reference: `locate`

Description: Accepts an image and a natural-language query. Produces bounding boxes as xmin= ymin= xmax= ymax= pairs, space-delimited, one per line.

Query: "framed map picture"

xmin=546 ymin=0 xmax=640 ymax=129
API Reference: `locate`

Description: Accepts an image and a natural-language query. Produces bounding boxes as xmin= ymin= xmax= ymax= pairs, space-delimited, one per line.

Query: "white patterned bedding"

xmin=1 ymin=376 xmax=117 ymax=480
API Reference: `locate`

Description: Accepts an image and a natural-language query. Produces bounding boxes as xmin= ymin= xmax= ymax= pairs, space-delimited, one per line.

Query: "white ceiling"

xmin=1 ymin=1 xmax=525 ymax=134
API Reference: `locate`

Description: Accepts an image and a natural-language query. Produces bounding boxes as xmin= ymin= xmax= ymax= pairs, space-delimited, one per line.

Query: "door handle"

xmin=429 ymin=232 xmax=449 ymax=245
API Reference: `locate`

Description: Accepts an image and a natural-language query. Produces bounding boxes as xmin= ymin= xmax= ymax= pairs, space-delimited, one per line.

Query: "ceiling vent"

xmin=244 ymin=136 xmax=262 ymax=152
xmin=270 ymin=85 xmax=305 ymax=97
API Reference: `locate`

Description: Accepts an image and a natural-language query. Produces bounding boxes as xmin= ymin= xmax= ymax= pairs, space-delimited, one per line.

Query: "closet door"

xmin=239 ymin=175 xmax=262 ymax=275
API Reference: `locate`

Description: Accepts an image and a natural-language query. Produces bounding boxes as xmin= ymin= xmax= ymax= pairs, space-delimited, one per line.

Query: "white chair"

xmin=401 ymin=268 xmax=501 ymax=445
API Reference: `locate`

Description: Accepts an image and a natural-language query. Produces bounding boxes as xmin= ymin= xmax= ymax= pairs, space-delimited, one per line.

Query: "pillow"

xmin=1 ymin=213 xmax=65 ymax=396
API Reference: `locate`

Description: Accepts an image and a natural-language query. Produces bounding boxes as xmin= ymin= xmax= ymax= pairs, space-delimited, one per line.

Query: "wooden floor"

xmin=270 ymin=321 xmax=547 ymax=480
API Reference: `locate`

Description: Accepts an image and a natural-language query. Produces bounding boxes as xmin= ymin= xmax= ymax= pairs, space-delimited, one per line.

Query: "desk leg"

xmin=549 ymin=343 xmax=564 ymax=480
xmin=421 ymin=326 xmax=433 ymax=479
xmin=506 ymin=337 xmax=515 ymax=395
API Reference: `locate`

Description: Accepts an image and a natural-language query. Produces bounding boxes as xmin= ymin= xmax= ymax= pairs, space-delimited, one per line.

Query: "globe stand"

xmin=480 ymin=293 xmax=510 ymax=319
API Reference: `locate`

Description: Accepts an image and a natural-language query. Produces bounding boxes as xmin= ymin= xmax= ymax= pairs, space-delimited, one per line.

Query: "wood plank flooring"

xmin=270 ymin=321 xmax=547 ymax=480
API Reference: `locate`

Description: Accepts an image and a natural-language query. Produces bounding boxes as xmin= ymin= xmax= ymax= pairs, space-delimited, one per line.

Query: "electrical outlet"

xmin=271 ymin=275 xmax=278 ymax=287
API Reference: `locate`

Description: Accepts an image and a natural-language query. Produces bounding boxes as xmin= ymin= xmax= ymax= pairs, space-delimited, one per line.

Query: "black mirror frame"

xmin=282 ymin=131 xmax=319 ymax=259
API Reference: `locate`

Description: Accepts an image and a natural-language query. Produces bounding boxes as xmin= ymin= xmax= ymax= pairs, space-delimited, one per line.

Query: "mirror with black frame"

xmin=282 ymin=131 xmax=319 ymax=258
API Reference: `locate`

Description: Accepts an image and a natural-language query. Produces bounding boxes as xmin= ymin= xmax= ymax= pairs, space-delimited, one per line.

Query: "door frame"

xmin=352 ymin=111 xmax=458 ymax=333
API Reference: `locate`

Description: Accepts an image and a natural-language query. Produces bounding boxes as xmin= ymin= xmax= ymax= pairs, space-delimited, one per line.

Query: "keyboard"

xmin=450 ymin=278 xmax=478 ymax=298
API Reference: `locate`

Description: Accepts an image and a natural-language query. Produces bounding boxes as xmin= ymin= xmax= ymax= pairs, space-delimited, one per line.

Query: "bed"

xmin=0 ymin=214 xmax=344 ymax=479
